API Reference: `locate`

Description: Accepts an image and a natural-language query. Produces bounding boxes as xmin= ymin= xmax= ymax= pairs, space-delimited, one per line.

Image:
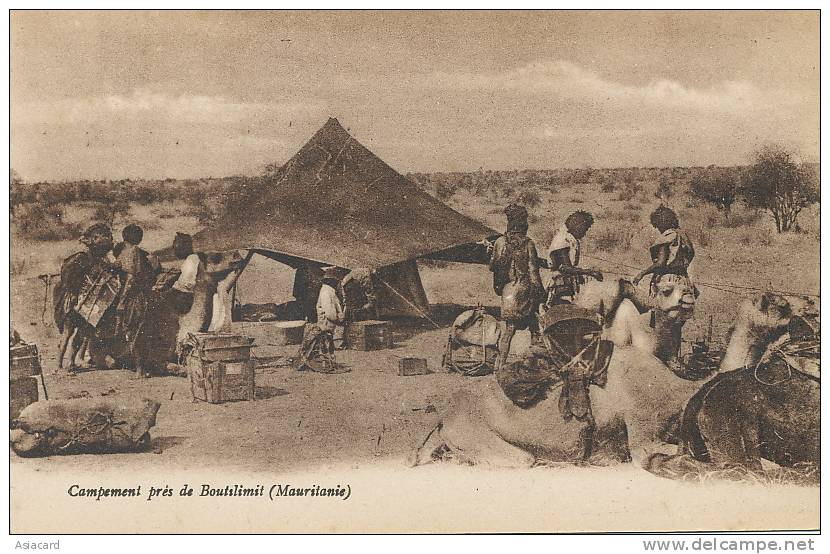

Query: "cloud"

xmin=423 ymin=60 xmax=792 ymax=115
xmin=15 ymin=88 xmax=326 ymax=128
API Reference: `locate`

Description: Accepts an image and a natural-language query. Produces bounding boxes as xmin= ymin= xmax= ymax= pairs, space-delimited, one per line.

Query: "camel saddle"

xmin=497 ymin=304 xmax=614 ymax=420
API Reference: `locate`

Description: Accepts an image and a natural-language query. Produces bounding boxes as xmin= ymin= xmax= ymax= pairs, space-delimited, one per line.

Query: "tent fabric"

xmin=160 ymin=118 xmax=496 ymax=269
xmin=373 ymin=260 xmax=430 ymax=318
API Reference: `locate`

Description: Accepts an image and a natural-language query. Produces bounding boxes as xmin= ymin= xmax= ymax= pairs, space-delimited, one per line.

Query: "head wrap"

xmin=321 ymin=266 xmax=341 ymax=283
xmin=173 ymin=232 xmax=194 ymax=260
xmin=504 ymin=203 xmax=529 ymax=233
xmin=79 ymin=223 xmax=112 ymax=247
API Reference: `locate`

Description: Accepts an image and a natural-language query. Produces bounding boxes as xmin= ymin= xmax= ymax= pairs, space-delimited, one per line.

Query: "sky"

xmin=10 ymin=10 xmax=819 ymax=181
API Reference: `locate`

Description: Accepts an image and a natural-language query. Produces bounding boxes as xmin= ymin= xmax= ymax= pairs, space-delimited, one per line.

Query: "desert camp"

xmin=9 ymin=10 xmax=820 ymax=536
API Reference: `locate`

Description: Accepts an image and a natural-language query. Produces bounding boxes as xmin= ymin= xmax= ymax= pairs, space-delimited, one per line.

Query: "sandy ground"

xmin=9 ymin=192 xmax=821 ymax=533
xmin=10 ymin=262 xmax=820 ymax=533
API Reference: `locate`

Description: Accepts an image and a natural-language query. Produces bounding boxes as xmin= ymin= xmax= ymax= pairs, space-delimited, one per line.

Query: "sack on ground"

xmin=10 ymin=397 xmax=160 ymax=457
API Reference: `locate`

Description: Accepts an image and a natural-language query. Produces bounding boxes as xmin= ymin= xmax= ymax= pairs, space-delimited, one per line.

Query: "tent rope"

xmin=376 ymin=277 xmax=442 ymax=330
xmin=581 ymin=253 xmax=819 ymax=298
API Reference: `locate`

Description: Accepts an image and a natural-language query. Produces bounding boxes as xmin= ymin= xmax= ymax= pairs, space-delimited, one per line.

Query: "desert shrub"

xmin=606 ymin=209 xmax=640 ymax=224
xmin=14 ymin=203 xmax=81 ymax=241
xmin=654 ymin=175 xmax=675 ymax=203
xmin=601 ymin=182 xmax=616 ymax=193
xmin=742 ymin=145 xmax=819 ymax=233
xmin=696 ymin=228 xmax=711 ymax=248
xmin=690 ymin=171 xmax=738 ymax=221
xmin=93 ymin=196 xmax=131 ymax=227
xmin=720 ymin=208 xmax=762 ymax=229
xmin=435 ymin=181 xmax=455 ymax=201
xmin=616 ymin=181 xmax=642 ymax=202
xmin=516 ymin=189 xmax=542 ymax=209
xmin=590 ymin=225 xmax=636 ymax=252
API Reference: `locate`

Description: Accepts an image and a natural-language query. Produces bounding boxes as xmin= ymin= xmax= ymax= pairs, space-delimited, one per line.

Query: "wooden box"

xmin=187 ymin=333 xmax=255 ymax=404
xmin=10 ymin=376 xmax=39 ymax=420
xmin=10 ymin=343 xmax=41 ymax=380
xmin=345 ymin=320 xmax=393 ymax=351
xmin=398 ymin=358 xmax=429 ymax=376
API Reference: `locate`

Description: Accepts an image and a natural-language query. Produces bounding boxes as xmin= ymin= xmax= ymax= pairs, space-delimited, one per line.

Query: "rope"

xmin=376 ymin=277 xmax=442 ymax=330
xmin=38 ymin=274 xmax=53 ymax=326
xmin=581 ymin=253 xmax=819 ymax=298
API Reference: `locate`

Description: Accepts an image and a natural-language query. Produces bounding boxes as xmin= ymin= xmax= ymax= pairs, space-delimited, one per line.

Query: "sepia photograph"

xmin=8 ymin=9 xmax=821 ymax=534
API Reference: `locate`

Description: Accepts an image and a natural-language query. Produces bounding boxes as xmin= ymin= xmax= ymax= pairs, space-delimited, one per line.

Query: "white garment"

xmin=172 ymin=254 xmax=201 ymax=293
xmin=316 ymin=283 xmax=344 ymax=332
xmin=547 ymin=226 xmax=580 ymax=286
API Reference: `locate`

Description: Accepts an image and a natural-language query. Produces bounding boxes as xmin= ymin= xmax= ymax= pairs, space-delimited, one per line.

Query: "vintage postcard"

xmin=8 ymin=10 xmax=820 ymax=534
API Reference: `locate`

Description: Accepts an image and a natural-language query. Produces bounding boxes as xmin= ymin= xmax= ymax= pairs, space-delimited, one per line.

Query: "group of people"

xmin=56 ymin=222 xmax=160 ymax=375
xmin=489 ymin=202 xmax=695 ymax=371
xmin=55 ymin=223 xmax=213 ymax=377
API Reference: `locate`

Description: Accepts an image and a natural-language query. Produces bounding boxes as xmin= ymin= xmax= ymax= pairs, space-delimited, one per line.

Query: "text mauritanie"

xmin=67 ymin=483 xmax=351 ymax=501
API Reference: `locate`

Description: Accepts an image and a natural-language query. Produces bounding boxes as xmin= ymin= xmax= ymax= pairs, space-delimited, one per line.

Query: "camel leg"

xmin=624 ymin=417 xmax=671 ymax=469
xmin=495 ymin=321 xmax=516 ymax=372
xmin=78 ymin=336 xmax=89 ymax=363
xmin=439 ymin=409 xmax=535 ymax=468
xmin=57 ymin=325 xmax=74 ymax=370
xmin=67 ymin=325 xmax=87 ymax=371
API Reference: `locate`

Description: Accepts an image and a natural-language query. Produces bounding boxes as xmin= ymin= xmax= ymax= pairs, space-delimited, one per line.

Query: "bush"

xmin=14 ymin=203 xmax=81 ymax=241
xmin=601 ymin=182 xmax=616 ymax=193
xmin=742 ymin=145 xmax=819 ymax=233
xmin=590 ymin=225 xmax=636 ymax=252
xmin=690 ymin=170 xmax=738 ymax=221
xmin=435 ymin=182 xmax=455 ymax=201
xmin=516 ymin=189 xmax=542 ymax=209
xmin=93 ymin=196 xmax=131 ymax=227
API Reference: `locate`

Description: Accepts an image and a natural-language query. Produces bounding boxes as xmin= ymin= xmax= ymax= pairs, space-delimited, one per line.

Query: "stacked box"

xmin=187 ymin=333 xmax=256 ymax=404
xmin=10 ymin=343 xmax=41 ymax=379
xmin=10 ymin=343 xmax=41 ymax=420
xmin=345 ymin=320 xmax=393 ymax=351
xmin=10 ymin=377 xmax=39 ymax=420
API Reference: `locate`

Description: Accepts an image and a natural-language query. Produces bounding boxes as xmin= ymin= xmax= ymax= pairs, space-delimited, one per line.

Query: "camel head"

xmin=650 ymin=277 xmax=698 ymax=322
xmin=721 ymin=292 xmax=817 ymax=372
xmin=202 ymin=250 xmax=245 ymax=282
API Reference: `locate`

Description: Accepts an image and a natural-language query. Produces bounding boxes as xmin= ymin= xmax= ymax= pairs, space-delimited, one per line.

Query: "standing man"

xmin=114 ymin=224 xmax=157 ymax=378
xmin=546 ymin=211 xmax=603 ymax=305
xmin=54 ymin=223 xmax=115 ymax=371
xmin=489 ymin=203 xmax=544 ymax=372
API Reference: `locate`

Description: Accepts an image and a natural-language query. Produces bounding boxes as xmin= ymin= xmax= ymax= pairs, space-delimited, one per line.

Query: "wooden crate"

xmin=345 ymin=320 xmax=393 ymax=351
xmin=10 ymin=343 xmax=41 ymax=380
xmin=192 ymin=332 xmax=254 ymax=362
xmin=187 ymin=333 xmax=255 ymax=404
xmin=398 ymin=358 xmax=429 ymax=376
xmin=10 ymin=376 xmax=38 ymax=420
xmin=189 ymin=360 xmax=255 ymax=404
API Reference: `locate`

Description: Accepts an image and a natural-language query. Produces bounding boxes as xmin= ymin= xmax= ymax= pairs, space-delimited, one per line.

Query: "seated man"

xmin=295 ymin=267 xmax=345 ymax=372
xmin=546 ymin=211 xmax=603 ymax=305
xmin=342 ymin=267 xmax=379 ymax=322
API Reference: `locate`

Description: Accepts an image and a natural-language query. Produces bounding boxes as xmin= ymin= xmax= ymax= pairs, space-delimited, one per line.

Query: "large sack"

xmin=10 ymin=397 xmax=160 ymax=457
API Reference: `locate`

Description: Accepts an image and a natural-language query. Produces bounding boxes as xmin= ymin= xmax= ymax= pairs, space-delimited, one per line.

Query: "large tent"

xmin=161 ymin=117 xmax=497 ymax=317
